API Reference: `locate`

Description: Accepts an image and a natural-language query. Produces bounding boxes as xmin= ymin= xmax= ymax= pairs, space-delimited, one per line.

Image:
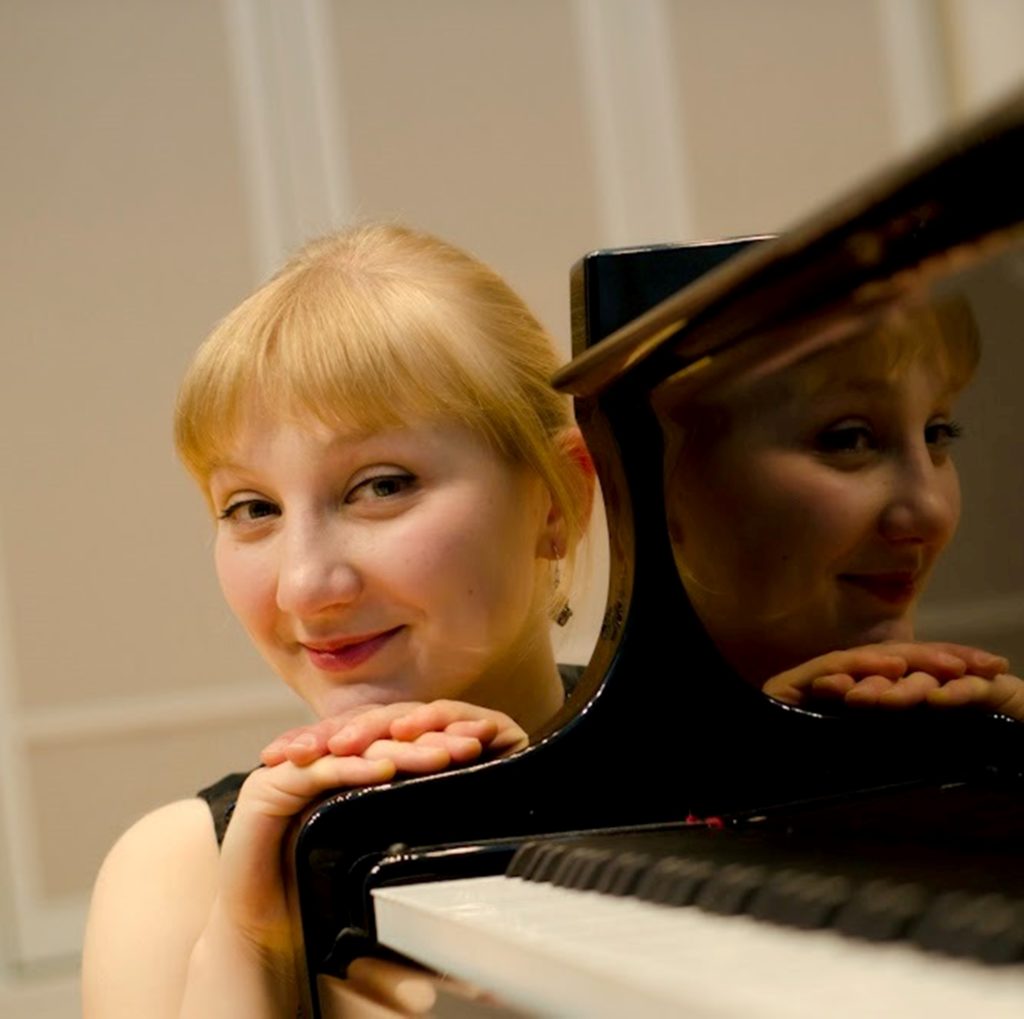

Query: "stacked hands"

xmin=207 ymin=701 xmax=527 ymax=1017
xmin=763 ymin=641 xmax=1024 ymax=720
xmin=259 ymin=698 xmax=528 ymax=774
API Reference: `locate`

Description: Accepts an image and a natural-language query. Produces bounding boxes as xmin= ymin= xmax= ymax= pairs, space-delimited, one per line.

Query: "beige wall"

xmin=1 ymin=0 xmax=1022 ymax=1011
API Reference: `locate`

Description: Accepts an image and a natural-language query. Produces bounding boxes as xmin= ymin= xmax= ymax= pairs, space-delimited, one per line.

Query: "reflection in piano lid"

xmin=287 ymin=87 xmax=1024 ymax=1019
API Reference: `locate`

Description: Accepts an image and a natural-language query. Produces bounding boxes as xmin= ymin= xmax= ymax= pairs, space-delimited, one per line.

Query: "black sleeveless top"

xmin=197 ymin=666 xmax=585 ymax=844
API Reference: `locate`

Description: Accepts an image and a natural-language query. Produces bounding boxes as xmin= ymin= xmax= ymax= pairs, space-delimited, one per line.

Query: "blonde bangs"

xmin=176 ymin=247 xmax=556 ymax=483
xmin=174 ymin=222 xmax=588 ymax=582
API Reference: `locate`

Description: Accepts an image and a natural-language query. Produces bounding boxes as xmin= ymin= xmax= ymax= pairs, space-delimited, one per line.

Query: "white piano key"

xmin=373 ymin=875 xmax=1024 ymax=1019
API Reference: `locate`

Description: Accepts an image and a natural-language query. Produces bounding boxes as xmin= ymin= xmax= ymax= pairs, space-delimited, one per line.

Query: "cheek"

xmin=390 ymin=497 xmax=538 ymax=620
xmin=709 ymin=461 xmax=871 ymax=588
xmin=214 ymin=541 xmax=273 ymax=632
xmin=942 ymin=467 xmax=962 ymax=544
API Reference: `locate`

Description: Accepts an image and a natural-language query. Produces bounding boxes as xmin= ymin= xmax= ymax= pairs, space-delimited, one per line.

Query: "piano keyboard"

xmin=373 ymin=874 xmax=1024 ymax=1018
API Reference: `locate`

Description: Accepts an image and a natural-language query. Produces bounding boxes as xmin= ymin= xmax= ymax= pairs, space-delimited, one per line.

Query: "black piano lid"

xmin=554 ymin=83 xmax=1024 ymax=400
xmin=288 ymin=86 xmax=1024 ymax=1016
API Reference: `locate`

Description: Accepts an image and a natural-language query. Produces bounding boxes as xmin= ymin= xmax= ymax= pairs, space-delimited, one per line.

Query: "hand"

xmin=319 ymin=957 xmax=495 ymax=1018
xmin=763 ymin=641 xmax=1010 ymax=710
xmin=260 ymin=700 xmax=529 ymax=769
xmin=923 ymin=670 xmax=1024 ymax=720
xmin=213 ymin=754 xmax=397 ymax=951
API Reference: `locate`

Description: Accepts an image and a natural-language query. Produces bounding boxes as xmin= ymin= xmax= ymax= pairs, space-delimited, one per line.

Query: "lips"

xmin=838 ymin=572 xmax=919 ymax=605
xmin=301 ymin=626 xmax=404 ymax=672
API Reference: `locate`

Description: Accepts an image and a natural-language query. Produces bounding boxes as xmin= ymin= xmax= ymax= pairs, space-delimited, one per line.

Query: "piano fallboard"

xmin=373 ymin=874 xmax=1024 ymax=1019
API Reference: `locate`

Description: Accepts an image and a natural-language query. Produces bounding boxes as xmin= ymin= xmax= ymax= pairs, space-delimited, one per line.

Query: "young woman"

xmin=81 ymin=223 xmax=594 ymax=1018
xmin=658 ymin=296 xmax=1024 ymax=719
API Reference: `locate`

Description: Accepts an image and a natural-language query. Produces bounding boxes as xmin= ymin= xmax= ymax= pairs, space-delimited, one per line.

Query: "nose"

xmin=877 ymin=446 xmax=960 ymax=547
xmin=275 ymin=519 xmax=363 ymax=617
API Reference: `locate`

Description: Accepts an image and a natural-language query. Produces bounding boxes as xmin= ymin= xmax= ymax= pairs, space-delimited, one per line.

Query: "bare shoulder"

xmin=82 ymin=798 xmax=220 ymax=1018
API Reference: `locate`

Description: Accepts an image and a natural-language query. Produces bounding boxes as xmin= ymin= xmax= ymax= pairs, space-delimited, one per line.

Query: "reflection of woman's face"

xmin=666 ymin=354 xmax=963 ymax=684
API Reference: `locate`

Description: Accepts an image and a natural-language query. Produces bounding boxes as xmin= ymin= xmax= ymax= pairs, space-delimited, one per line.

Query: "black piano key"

xmin=912 ymin=890 xmax=1024 ymax=964
xmin=635 ymin=856 xmax=715 ymax=907
xmin=516 ymin=841 xmax=574 ymax=883
xmin=835 ymin=878 xmax=930 ymax=942
xmin=506 ymin=840 xmax=541 ymax=879
xmin=749 ymin=868 xmax=853 ymax=930
xmin=504 ymin=818 xmax=1024 ymax=970
xmin=552 ymin=847 xmax=611 ymax=890
xmin=695 ymin=862 xmax=768 ymax=916
xmin=593 ymin=850 xmax=652 ymax=897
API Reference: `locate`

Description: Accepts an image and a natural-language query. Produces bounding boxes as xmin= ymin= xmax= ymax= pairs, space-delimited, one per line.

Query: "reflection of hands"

xmin=260 ymin=700 xmax=529 ymax=771
xmin=762 ymin=641 xmax=1022 ymax=718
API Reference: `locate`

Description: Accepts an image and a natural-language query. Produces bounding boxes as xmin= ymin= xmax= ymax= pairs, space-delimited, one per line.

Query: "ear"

xmin=535 ymin=426 xmax=596 ymax=559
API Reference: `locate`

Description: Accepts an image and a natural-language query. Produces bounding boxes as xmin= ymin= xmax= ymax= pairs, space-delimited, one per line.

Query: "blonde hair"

xmin=174 ymin=223 xmax=590 ymax=599
xmin=659 ymin=294 xmax=980 ymax=452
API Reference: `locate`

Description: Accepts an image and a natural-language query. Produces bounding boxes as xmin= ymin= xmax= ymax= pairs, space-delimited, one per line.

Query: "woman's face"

xmin=209 ymin=414 xmax=558 ymax=719
xmin=665 ymin=351 xmax=963 ymax=683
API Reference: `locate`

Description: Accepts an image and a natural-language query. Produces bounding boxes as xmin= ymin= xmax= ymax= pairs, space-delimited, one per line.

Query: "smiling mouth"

xmin=839 ymin=573 xmax=919 ymax=605
xmin=301 ymin=626 xmax=405 ymax=672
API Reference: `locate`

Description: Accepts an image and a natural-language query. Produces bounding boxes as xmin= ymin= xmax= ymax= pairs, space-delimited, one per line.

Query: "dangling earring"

xmin=552 ymin=543 xmax=573 ymax=627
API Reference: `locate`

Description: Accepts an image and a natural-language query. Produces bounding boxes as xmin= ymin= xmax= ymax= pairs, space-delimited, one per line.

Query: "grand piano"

xmin=287 ymin=87 xmax=1024 ymax=1016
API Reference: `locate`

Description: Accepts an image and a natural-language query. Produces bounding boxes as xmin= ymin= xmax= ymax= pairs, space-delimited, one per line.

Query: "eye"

xmin=925 ymin=418 xmax=963 ymax=450
xmin=345 ymin=471 xmax=417 ymax=504
xmin=219 ymin=498 xmax=279 ymax=523
xmin=814 ymin=421 xmax=876 ymax=456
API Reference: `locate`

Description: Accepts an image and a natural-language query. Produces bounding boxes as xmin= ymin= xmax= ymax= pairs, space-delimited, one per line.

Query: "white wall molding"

xmin=0 ymin=510 xmax=33 ymax=968
xmin=571 ymin=0 xmax=694 ymax=248
xmin=19 ymin=681 xmax=305 ymax=745
xmin=875 ymin=0 xmax=952 ymax=152
xmin=222 ymin=0 xmax=353 ymax=281
xmin=942 ymin=0 xmax=1024 ymax=115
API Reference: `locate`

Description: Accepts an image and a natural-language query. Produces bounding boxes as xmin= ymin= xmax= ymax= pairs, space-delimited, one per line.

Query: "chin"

xmin=851 ymin=617 xmax=916 ymax=647
xmin=315 ymin=683 xmax=408 ymax=718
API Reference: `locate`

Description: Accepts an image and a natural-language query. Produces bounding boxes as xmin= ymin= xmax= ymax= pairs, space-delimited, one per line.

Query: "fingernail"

xmin=292 ymin=733 xmax=317 ymax=749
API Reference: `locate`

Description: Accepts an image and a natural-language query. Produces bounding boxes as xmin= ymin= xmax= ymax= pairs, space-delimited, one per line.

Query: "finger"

xmin=390 ymin=701 xmax=529 ymax=754
xmin=956 ymin=648 xmax=1010 ymax=678
xmin=844 ymin=674 xmax=898 ymax=705
xmin=282 ymin=731 xmax=330 ymax=766
xmin=928 ymin=674 xmax=990 ymax=708
xmin=925 ymin=672 xmax=1024 ymax=713
xmin=443 ymin=719 xmax=499 ymax=741
xmin=318 ymin=973 xmax=419 ymax=1018
xmin=765 ymin=652 xmax=906 ymax=699
xmin=244 ymin=756 xmax=397 ymax=817
xmin=260 ymin=725 xmax=309 ymax=766
xmin=362 ymin=738 xmax=452 ymax=774
xmin=413 ymin=730 xmax=485 ymax=764
xmin=822 ymin=651 xmax=908 ymax=680
xmin=389 ymin=700 xmax=491 ymax=741
xmin=282 ymin=716 xmax=360 ymax=765
xmin=763 ymin=682 xmax=803 ymax=705
xmin=878 ymin=670 xmax=940 ymax=708
xmin=906 ymin=642 xmax=1008 ymax=678
xmin=263 ymin=709 xmax=386 ymax=766
xmin=808 ymin=673 xmax=857 ymax=699
xmin=327 ymin=703 xmax=425 ymax=755
xmin=345 ymin=958 xmax=437 ymax=1015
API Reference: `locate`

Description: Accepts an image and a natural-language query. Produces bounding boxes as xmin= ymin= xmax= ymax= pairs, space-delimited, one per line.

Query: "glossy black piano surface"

xmin=287 ymin=88 xmax=1024 ymax=1017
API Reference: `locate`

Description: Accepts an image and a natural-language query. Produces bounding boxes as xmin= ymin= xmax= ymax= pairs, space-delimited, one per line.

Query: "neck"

xmin=465 ymin=628 xmax=566 ymax=734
